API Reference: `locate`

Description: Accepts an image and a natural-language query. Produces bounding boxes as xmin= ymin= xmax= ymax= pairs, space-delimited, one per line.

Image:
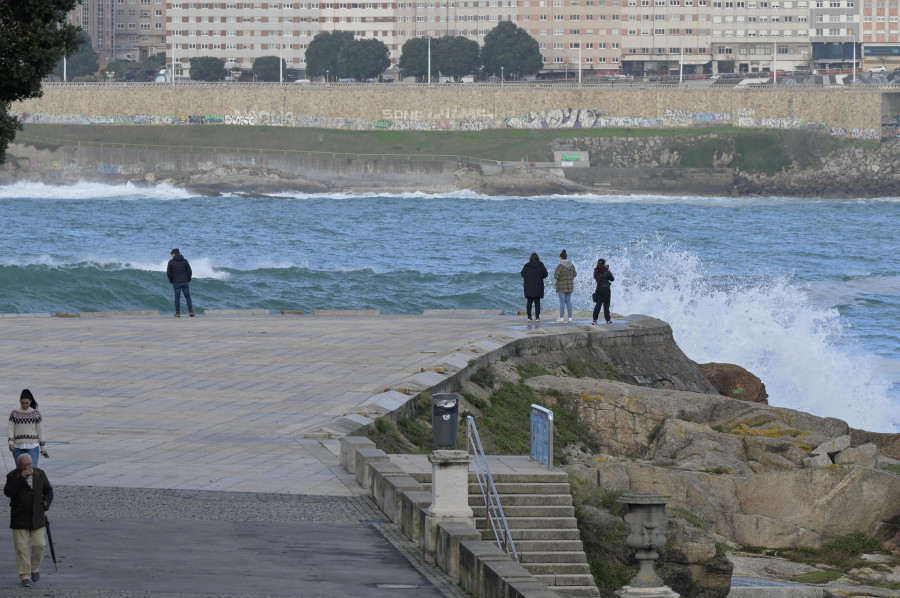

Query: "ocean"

xmin=0 ymin=181 xmax=897 ymax=434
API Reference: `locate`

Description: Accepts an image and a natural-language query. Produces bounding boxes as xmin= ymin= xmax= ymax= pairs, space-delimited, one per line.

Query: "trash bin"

xmin=432 ymin=393 xmax=460 ymax=448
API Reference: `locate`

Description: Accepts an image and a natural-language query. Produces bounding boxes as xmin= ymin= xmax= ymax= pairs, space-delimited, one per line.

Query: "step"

xmin=523 ymin=562 xmax=594 ymax=575
xmin=469 ymin=482 xmax=573 ymax=494
xmin=506 ymin=539 xmax=585 ymax=553
xmin=477 ymin=472 xmax=571 ymax=484
xmin=534 ymin=573 xmax=599 ymax=588
xmin=475 ymin=516 xmax=578 ymax=529
xmin=518 ymin=551 xmax=587 ymax=564
xmin=504 ymin=528 xmax=583 ymax=541
xmin=548 ymin=585 xmax=602 ymax=597
xmin=471 ymin=505 xmax=575 ymax=518
xmin=470 ymin=493 xmax=573 ymax=507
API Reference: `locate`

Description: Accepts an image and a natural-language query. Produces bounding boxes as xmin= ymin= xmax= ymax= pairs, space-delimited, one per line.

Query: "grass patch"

xmin=647 ymin=421 xmax=664 ymax=443
xmin=461 ymin=392 xmax=488 ymax=410
xmin=668 ymin=506 xmax=707 ymax=531
xmin=469 ymin=366 xmax=496 ymax=388
xmin=516 ymin=363 xmax=552 ymax=379
xmin=565 ymin=360 xmax=619 ymax=380
xmin=883 ymin=464 xmax=900 ymax=475
xmin=745 ymin=531 xmax=889 ymax=571
xmin=791 ymin=571 xmax=843 ymax=584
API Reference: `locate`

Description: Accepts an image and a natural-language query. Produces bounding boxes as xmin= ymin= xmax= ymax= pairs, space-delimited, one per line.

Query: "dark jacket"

xmin=4 ymin=468 xmax=53 ymax=530
xmin=521 ymin=259 xmax=549 ymax=298
xmin=167 ymin=254 xmax=193 ymax=284
xmin=594 ymin=267 xmax=615 ymax=288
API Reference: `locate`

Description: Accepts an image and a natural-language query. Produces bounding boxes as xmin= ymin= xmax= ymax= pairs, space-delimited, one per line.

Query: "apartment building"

xmin=69 ymin=0 xmax=899 ymax=77
xmin=69 ymin=0 xmax=167 ymax=65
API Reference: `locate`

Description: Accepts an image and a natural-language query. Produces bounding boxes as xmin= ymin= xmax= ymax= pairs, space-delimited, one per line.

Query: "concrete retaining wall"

xmin=11 ymin=83 xmax=896 ymax=138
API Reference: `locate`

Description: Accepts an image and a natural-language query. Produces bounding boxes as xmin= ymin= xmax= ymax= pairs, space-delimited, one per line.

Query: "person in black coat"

xmin=592 ymin=258 xmax=615 ymax=325
xmin=166 ymin=248 xmax=194 ymax=317
xmin=520 ymin=252 xmax=549 ymax=321
xmin=4 ymin=454 xmax=53 ymax=586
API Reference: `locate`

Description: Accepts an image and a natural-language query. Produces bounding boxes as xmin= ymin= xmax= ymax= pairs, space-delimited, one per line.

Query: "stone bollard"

xmin=422 ymin=450 xmax=474 ymax=555
xmin=616 ymin=493 xmax=680 ymax=598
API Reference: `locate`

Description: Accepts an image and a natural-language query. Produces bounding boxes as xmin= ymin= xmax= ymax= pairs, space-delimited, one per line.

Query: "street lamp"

xmin=105 ymin=71 xmax=115 ymax=83
xmin=232 ymin=68 xmax=241 ymax=82
xmin=500 ymin=65 xmax=504 ymax=85
xmin=325 ymin=69 xmax=329 ymax=82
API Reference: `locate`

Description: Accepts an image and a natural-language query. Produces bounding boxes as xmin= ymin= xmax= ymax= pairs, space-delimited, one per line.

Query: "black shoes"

xmin=174 ymin=312 xmax=181 ymax=318
xmin=21 ymin=578 xmax=31 ymax=587
xmin=189 ymin=310 xmax=195 ymax=317
xmin=31 ymin=572 xmax=39 ymax=582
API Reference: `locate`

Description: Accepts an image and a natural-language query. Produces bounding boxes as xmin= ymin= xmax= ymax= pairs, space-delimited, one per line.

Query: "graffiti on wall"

xmin=882 ymin=123 xmax=900 ymax=138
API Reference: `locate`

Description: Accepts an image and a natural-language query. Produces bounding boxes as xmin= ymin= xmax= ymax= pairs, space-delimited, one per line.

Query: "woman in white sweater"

xmin=8 ymin=389 xmax=48 ymax=467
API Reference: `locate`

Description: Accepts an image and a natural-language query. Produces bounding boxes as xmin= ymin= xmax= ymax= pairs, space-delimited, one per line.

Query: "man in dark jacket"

xmin=4 ymin=454 xmax=53 ymax=586
xmin=166 ymin=248 xmax=194 ymax=317
xmin=520 ymin=252 xmax=549 ymax=321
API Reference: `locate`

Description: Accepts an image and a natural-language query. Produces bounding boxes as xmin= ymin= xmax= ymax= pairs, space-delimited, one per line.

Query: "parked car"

xmin=867 ymin=65 xmax=887 ymax=73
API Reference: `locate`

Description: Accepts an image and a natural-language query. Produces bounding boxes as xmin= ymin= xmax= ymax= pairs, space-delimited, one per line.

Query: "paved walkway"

xmin=0 ymin=312 xmax=543 ymax=494
xmin=0 ymin=311 xmax=567 ymax=596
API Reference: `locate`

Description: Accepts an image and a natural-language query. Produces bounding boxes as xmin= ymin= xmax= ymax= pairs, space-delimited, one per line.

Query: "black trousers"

xmin=526 ymin=297 xmax=542 ymax=318
xmin=592 ymin=286 xmax=611 ymax=322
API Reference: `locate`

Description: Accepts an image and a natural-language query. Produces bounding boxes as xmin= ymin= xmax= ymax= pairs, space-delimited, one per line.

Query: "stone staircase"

xmin=468 ymin=471 xmax=601 ymax=597
xmin=410 ymin=467 xmax=600 ymax=597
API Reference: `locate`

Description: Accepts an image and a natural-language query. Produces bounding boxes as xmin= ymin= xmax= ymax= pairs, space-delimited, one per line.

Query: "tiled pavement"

xmin=0 ymin=312 xmax=543 ymax=495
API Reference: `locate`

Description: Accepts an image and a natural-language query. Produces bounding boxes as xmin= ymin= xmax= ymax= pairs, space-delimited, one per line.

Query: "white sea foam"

xmin=804 ymin=276 xmax=900 ymax=307
xmin=0 ymin=181 xmax=192 ymax=200
xmin=584 ymin=237 xmax=898 ymax=433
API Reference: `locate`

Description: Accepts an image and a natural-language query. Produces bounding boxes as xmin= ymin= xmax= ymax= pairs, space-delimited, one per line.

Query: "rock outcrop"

xmin=527 ymin=376 xmax=900 ymax=549
xmin=697 ymin=362 xmax=769 ymax=405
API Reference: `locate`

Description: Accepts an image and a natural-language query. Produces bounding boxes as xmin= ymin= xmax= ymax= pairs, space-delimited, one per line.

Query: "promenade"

xmin=0 ymin=311 xmax=538 ymax=596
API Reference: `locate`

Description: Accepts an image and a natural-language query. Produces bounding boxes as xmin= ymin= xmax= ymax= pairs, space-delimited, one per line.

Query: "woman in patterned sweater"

xmin=8 ymin=389 xmax=48 ymax=467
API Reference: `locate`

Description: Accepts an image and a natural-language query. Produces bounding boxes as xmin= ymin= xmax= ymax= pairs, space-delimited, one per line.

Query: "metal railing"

xmin=465 ymin=415 xmax=518 ymax=563
xmin=530 ymin=404 xmax=554 ymax=470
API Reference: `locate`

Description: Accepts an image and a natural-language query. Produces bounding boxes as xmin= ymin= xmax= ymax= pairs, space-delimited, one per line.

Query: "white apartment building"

xmin=158 ymin=1 xmax=894 ymax=78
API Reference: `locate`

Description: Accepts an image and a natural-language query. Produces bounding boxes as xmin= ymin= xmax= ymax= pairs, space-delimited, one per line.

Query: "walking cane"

xmin=45 ymin=516 xmax=58 ymax=571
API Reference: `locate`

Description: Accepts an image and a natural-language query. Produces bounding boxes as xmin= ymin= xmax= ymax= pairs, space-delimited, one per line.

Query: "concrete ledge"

xmin=355 ymin=447 xmax=389 ymax=489
xmin=727 ymin=589 xmax=825 ymax=598
xmin=0 ymin=313 xmax=51 ymax=318
xmin=280 ymin=309 xmax=305 ymax=315
xmin=203 ymin=309 xmax=271 ymax=316
xmin=436 ymin=521 xmax=482 ymax=580
xmin=368 ymin=460 xmax=407 ymax=511
xmin=340 ymin=436 xmax=376 ymax=474
xmin=320 ymin=413 xmax=373 ymax=438
xmin=78 ymin=310 xmax=160 ymax=317
xmin=382 ymin=474 xmax=425 ymax=524
xmin=400 ymin=490 xmax=433 ymax=541
xmin=458 ymin=539 xmax=512 ymax=597
xmin=314 ymin=309 xmax=380 ymax=316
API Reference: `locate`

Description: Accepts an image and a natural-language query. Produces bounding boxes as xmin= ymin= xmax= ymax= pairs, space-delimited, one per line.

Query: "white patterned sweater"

xmin=8 ymin=408 xmax=46 ymax=449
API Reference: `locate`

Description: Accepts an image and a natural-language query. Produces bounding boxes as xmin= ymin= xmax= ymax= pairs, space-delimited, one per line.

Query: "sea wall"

xmin=11 ymin=83 xmax=897 ymax=139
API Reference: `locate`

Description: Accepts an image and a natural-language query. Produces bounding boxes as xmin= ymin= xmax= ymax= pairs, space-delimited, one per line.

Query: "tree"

xmin=305 ymin=31 xmax=354 ymax=79
xmin=189 ymin=56 xmax=226 ymax=81
xmin=480 ymin=21 xmax=543 ymax=80
xmin=253 ymin=55 xmax=286 ymax=82
xmin=52 ymin=31 xmax=99 ymax=81
xmin=336 ymin=38 xmax=390 ymax=81
xmin=0 ymin=0 xmax=82 ymax=164
xmin=432 ymin=36 xmax=480 ymax=82
xmin=398 ymin=37 xmax=430 ymax=81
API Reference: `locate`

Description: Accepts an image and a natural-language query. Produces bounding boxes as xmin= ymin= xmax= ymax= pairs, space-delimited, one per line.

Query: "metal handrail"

xmin=465 ymin=415 xmax=518 ymax=562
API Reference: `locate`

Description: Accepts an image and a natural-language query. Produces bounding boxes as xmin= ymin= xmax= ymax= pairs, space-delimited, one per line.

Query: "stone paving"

xmin=0 ymin=311 xmax=589 ymax=597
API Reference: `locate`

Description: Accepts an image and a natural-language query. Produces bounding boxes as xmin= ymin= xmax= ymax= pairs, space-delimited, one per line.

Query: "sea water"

xmin=0 ymin=181 xmax=897 ymax=433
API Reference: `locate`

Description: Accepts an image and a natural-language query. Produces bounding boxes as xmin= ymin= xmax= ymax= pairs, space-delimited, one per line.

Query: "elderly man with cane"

xmin=4 ymin=453 xmax=53 ymax=586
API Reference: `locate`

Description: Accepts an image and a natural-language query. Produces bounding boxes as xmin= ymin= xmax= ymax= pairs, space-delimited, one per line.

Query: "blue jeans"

xmin=173 ymin=282 xmax=193 ymax=313
xmin=558 ymin=291 xmax=573 ymax=319
xmin=12 ymin=446 xmax=39 ymax=468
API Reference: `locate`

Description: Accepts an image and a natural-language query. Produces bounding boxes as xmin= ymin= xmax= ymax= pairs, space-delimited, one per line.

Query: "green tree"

xmin=480 ymin=21 xmax=543 ymax=80
xmin=305 ymin=31 xmax=354 ymax=79
xmin=398 ymin=37 xmax=429 ymax=81
xmin=433 ymin=36 xmax=480 ymax=82
xmin=336 ymin=38 xmax=390 ymax=81
xmin=52 ymin=31 xmax=99 ymax=80
xmin=103 ymin=60 xmax=127 ymax=80
xmin=0 ymin=0 xmax=82 ymax=164
xmin=189 ymin=56 xmax=226 ymax=81
xmin=252 ymin=55 xmax=286 ymax=82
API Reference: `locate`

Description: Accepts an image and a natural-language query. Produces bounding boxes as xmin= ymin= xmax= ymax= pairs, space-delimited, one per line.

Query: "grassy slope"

xmin=17 ymin=124 xmax=876 ymax=175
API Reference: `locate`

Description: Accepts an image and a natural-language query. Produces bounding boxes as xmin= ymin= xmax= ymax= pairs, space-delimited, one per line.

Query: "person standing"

xmin=8 ymin=389 xmax=48 ymax=468
xmin=167 ymin=248 xmax=194 ymax=318
xmin=4 ymin=453 xmax=53 ymax=587
xmin=592 ymin=258 xmax=615 ymax=325
xmin=554 ymin=249 xmax=577 ymax=323
xmin=520 ymin=253 xmax=549 ymax=321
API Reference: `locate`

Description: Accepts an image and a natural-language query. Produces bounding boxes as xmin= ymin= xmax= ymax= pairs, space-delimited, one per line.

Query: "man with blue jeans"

xmin=166 ymin=248 xmax=194 ymax=317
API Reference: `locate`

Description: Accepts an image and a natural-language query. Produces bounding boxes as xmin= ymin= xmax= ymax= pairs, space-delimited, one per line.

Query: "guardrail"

xmin=530 ymin=404 xmax=554 ymax=470
xmin=466 ymin=415 xmax=518 ymax=563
